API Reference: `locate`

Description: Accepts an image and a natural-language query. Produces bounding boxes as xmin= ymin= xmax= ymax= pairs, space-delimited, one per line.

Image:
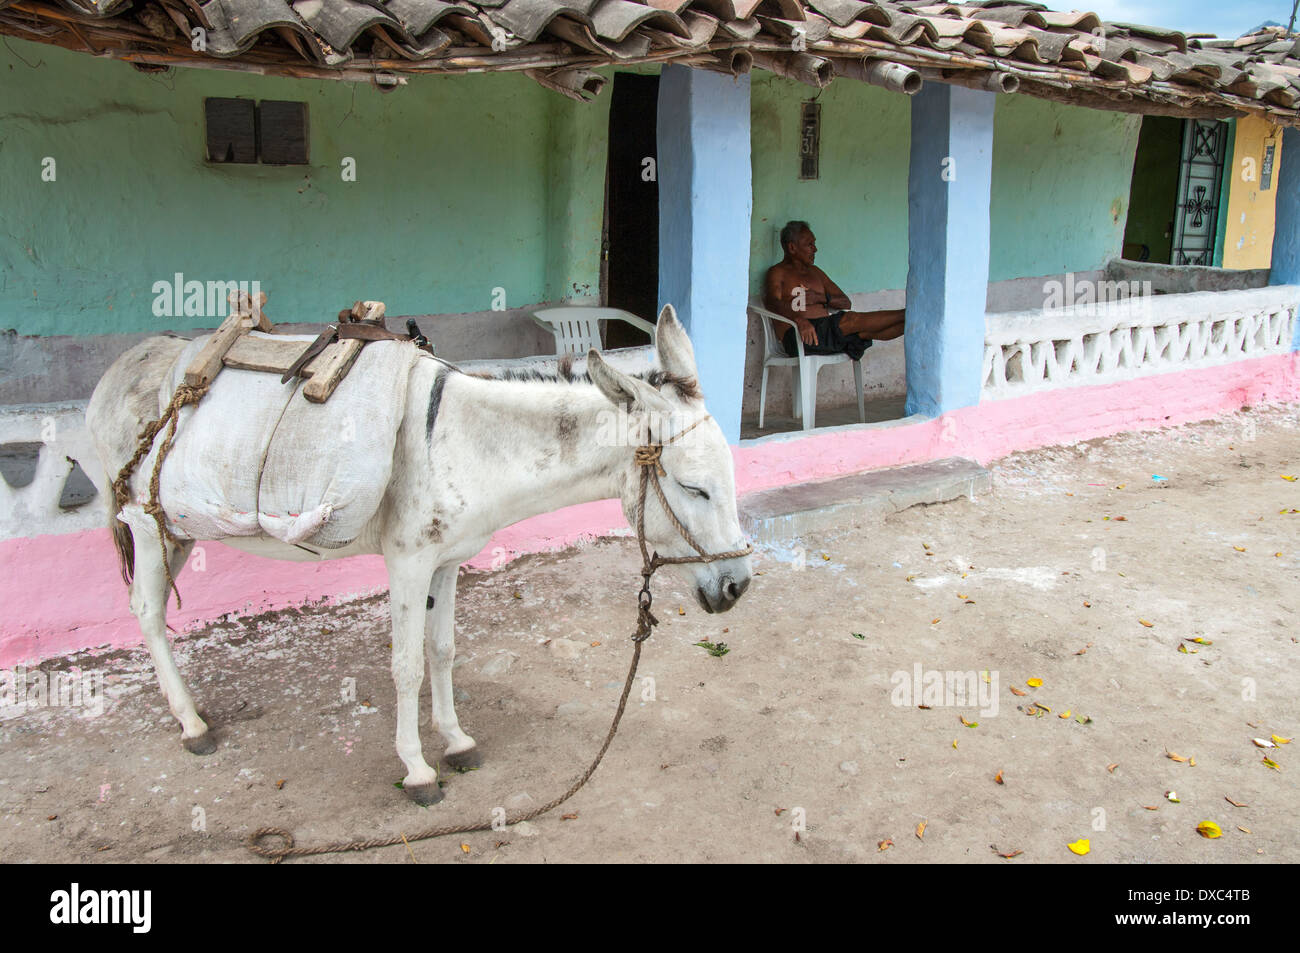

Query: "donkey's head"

xmin=587 ymin=305 xmax=752 ymax=613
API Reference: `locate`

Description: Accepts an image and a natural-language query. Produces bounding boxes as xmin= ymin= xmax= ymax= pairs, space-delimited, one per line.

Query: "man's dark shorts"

xmin=782 ymin=311 xmax=872 ymax=361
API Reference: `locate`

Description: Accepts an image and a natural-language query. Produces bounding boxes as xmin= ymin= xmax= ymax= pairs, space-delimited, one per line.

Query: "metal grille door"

xmin=1170 ymin=119 xmax=1228 ymax=265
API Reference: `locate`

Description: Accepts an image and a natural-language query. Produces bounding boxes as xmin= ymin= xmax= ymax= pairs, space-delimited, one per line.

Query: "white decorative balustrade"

xmin=982 ymin=286 xmax=1299 ymax=400
xmin=0 ymin=402 xmax=105 ymax=541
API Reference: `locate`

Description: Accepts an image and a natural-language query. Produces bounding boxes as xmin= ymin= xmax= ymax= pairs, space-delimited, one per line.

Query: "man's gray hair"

xmin=780 ymin=220 xmax=810 ymax=253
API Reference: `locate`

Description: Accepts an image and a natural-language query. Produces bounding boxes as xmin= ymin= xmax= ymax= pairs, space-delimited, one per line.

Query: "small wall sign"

xmin=799 ymin=101 xmax=820 ymax=181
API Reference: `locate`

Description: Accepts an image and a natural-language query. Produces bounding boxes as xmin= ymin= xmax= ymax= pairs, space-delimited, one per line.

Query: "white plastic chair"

xmin=749 ymin=295 xmax=865 ymax=431
xmin=531 ymin=307 xmax=656 ymax=356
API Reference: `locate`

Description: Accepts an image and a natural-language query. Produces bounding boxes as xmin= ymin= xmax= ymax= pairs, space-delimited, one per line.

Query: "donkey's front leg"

xmin=387 ymin=550 xmax=443 ymax=805
xmin=425 ymin=564 xmax=478 ymax=770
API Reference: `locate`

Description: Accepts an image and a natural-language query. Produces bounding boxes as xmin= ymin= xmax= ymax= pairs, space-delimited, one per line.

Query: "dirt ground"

xmin=2 ymin=404 xmax=1297 ymax=864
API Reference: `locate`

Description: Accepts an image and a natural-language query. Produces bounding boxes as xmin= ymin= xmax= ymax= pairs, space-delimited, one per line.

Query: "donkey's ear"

xmin=655 ymin=304 xmax=698 ymax=380
xmin=588 ymin=349 xmax=673 ymax=413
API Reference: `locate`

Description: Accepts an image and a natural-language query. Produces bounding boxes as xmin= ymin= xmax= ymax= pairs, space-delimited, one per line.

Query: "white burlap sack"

xmin=151 ymin=333 xmax=416 ymax=548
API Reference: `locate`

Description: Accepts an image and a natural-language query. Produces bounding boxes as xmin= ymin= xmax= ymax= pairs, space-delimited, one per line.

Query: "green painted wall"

xmin=989 ymin=95 xmax=1142 ymax=280
xmin=0 ymin=38 xmax=607 ymax=336
xmin=749 ymin=78 xmax=1141 ymax=295
xmin=749 ymin=74 xmax=911 ymax=296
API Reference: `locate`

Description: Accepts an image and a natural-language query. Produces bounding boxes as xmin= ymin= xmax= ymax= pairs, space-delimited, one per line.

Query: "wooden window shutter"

xmin=204 ymin=98 xmax=257 ymax=164
xmin=258 ymin=101 xmax=310 ymax=166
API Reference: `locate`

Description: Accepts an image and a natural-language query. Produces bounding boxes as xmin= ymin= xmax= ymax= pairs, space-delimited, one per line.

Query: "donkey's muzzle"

xmin=698 ymin=572 xmax=751 ymax=614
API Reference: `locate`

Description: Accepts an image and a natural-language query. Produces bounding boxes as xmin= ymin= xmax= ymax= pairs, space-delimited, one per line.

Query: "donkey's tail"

xmin=107 ymin=478 xmax=135 ymax=586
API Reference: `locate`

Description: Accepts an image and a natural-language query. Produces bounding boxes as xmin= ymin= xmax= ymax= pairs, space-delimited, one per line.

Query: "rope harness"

xmin=110 ymin=382 xmax=210 ymax=609
xmin=246 ymin=412 xmax=752 ymax=862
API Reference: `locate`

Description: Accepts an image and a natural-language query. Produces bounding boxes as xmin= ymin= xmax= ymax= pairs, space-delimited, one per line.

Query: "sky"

xmin=1080 ymin=0 xmax=1297 ymax=38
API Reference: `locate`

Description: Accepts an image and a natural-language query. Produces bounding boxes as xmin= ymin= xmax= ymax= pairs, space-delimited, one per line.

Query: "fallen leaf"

xmin=1116 ymin=483 xmax=1126 ymax=489
xmin=1225 ymin=796 xmax=1248 ymax=808
xmin=774 ymin=808 xmax=786 ymax=816
xmin=957 ymin=593 xmax=967 ymax=599
xmin=1187 ymin=637 xmax=1213 ymax=645
xmin=1262 ymin=757 xmax=1281 ymax=771
xmin=980 ymin=670 xmax=991 ymax=684
xmin=460 ymin=843 xmax=471 ymax=853
xmin=276 ymin=779 xmax=286 ymax=790
xmin=1083 ymin=601 xmax=1092 ymax=608
xmin=960 ymin=716 xmax=978 ymax=728
xmin=1067 ymin=838 xmax=1091 ymax=856
xmin=1142 ymin=805 xmax=1160 ymax=811
xmin=1238 ymin=826 xmax=1252 ymax=834
xmin=1009 ymin=686 xmax=1027 ymax=696
xmin=915 ymin=820 xmax=927 ymax=840
xmin=1178 ymin=643 xmax=1193 ymax=654
xmin=1166 ymin=750 xmax=1189 ymax=763
xmin=677 ymin=606 xmax=685 ymax=616
xmin=851 ymin=632 xmax=865 ymax=640
xmin=1275 ymin=552 xmax=1283 ymax=558
xmin=1233 ymin=546 xmax=1246 ymax=553
xmin=1059 ymin=710 xmax=1072 ymax=719
xmin=906 ymin=575 xmax=916 ymax=582
xmin=1026 ymin=678 xmax=1043 ymax=688
xmin=1139 ymin=619 xmax=1155 ymax=627
xmin=931 ymin=618 xmax=941 ymax=624
xmin=1282 ymin=475 xmax=1297 ymax=482
xmin=996 ymin=848 xmax=1023 ymax=859
xmin=1075 ymin=644 xmax=1091 ymax=655
xmin=1195 ymin=821 xmax=1222 ymax=839
xmin=590 ymin=641 xmax=601 ymax=647
xmin=1272 ymin=735 xmax=1292 ymax=745
xmin=821 ymin=554 xmax=830 ymax=561
xmin=994 ymin=770 xmax=1004 ymax=785
xmin=951 ymin=739 xmax=958 ymax=749
xmin=561 ymin=812 xmax=579 ymax=820
xmin=1252 ymin=738 xmax=1276 ymax=748
xmin=1034 ymin=702 xmax=1052 ymax=713
xmin=1115 ymin=516 xmax=1128 ymax=522
xmin=878 ymin=839 xmax=893 ymax=851
xmin=1166 ymin=790 xmax=1180 ymax=803
xmin=917 ymin=704 xmax=931 ymax=710
xmin=1107 ymin=763 xmax=1118 ymax=773
xmin=1189 ymin=756 xmax=1197 ymax=766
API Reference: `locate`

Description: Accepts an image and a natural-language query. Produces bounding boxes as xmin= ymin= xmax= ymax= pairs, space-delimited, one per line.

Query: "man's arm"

xmin=817 ymin=268 xmax=853 ymax=311
xmin=763 ymin=267 xmax=818 ymax=347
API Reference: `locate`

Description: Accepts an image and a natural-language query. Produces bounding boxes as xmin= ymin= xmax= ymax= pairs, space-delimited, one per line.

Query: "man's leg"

xmin=838 ymin=309 xmax=905 ymax=341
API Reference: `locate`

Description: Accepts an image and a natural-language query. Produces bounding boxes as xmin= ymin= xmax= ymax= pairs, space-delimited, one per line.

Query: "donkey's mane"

xmin=464 ymin=353 xmax=702 ymax=401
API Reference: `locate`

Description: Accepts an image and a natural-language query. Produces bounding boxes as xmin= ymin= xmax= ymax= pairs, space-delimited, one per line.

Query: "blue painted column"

xmin=657 ymin=64 xmax=752 ymax=443
xmin=904 ymin=84 xmax=996 ymax=417
xmin=1268 ymin=126 xmax=1300 ymax=350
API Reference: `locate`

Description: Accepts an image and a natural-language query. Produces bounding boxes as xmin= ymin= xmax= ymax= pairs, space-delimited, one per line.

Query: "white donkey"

xmin=87 ymin=305 xmax=751 ymax=805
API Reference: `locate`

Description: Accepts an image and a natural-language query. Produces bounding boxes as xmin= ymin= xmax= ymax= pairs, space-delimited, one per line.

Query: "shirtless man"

xmin=763 ymin=220 xmax=905 ymax=360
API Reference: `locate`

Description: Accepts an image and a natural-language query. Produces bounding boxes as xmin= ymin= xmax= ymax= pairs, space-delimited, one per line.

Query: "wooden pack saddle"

xmin=182 ymin=293 xmax=432 ymax=403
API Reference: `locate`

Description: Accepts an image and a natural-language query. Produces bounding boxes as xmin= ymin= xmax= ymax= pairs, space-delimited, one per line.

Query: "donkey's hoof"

xmin=182 ymin=732 xmax=217 ymax=756
xmin=404 ymin=781 xmax=445 ymax=807
xmin=444 ymin=747 xmax=482 ymax=771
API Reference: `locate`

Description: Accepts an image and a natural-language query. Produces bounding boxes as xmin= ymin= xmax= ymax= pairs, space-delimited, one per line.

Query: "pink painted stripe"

xmin=2 ymin=352 xmax=1295 ymax=666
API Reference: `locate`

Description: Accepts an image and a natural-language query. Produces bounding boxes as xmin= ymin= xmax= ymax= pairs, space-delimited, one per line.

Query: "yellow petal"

xmin=1195 ymin=821 xmax=1222 ymax=839
xmin=878 ymin=839 xmax=893 ymax=851
xmin=915 ymin=820 xmax=927 ymax=840
xmin=1009 ymin=686 xmax=1027 ymax=696
xmin=1272 ymin=735 xmax=1292 ymax=745
xmin=460 ymin=843 xmax=471 ymax=853
xmin=1059 ymin=710 xmax=1071 ymax=719
xmin=952 ymin=739 xmax=958 ymax=749
xmin=994 ymin=770 xmax=1004 ymax=784
xmin=1166 ymin=750 xmax=1189 ymax=763
xmin=1026 ymin=678 xmax=1043 ymax=688
xmin=1139 ymin=619 xmax=1155 ymax=627
xmin=1067 ymin=838 xmax=1091 ymax=856
xmin=1281 ymin=475 xmax=1297 ymax=482
xmin=1233 ymin=546 xmax=1246 ymax=552
xmin=1262 ymin=757 xmax=1281 ymax=770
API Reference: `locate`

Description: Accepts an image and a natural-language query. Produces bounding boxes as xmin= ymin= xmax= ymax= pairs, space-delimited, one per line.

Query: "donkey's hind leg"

xmin=128 ymin=523 xmax=210 ymax=753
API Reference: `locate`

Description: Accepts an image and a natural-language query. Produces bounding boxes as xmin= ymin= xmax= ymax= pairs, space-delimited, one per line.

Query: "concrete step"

xmin=739 ymin=457 xmax=991 ymax=545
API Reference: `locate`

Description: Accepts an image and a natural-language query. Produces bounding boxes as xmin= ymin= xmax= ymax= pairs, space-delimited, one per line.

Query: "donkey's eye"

xmin=678 ymin=482 xmax=710 ymax=501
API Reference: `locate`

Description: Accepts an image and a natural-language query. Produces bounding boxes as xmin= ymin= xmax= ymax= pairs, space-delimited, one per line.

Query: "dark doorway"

xmin=1122 ymin=116 xmax=1183 ymax=263
xmin=1122 ymin=116 xmax=1229 ymax=265
xmin=602 ymin=72 xmax=659 ymax=349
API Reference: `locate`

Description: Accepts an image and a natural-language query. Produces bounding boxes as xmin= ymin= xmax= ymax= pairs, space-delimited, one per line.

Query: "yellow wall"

xmin=1222 ymin=115 xmax=1284 ymax=270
